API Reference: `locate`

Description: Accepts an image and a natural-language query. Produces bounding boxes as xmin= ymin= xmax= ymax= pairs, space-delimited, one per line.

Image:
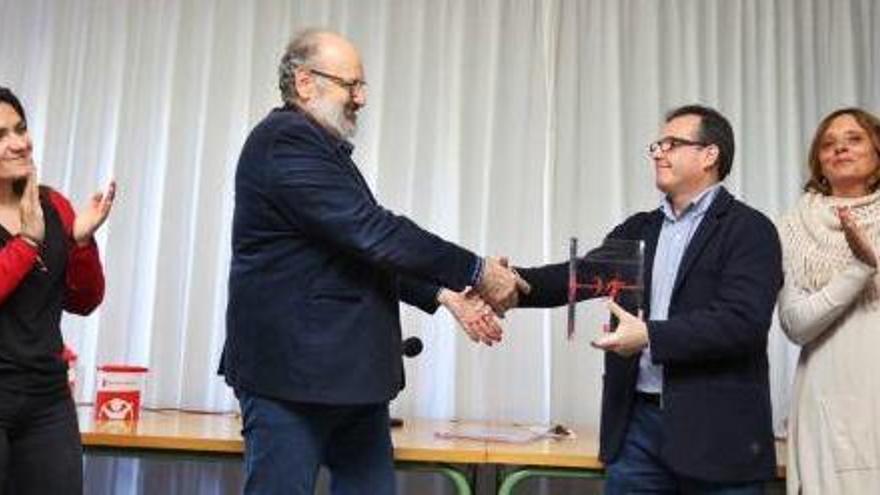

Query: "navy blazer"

xmin=518 ymin=187 xmax=783 ymax=482
xmin=222 ymin=106 xmax=479 ymax=405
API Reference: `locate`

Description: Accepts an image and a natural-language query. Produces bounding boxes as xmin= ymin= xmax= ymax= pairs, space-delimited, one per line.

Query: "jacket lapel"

xmin=671 ymin=187 xmax=733 ymax=296
xmin=293 ymin=104 xmax=379 ymax=206
xmin=641 ymin=210 xmax=664 ymax=316
xmin=338 ymin=150 xmax=378 ymax=205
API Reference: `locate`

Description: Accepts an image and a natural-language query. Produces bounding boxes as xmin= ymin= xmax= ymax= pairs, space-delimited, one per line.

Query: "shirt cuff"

xmin=469 ymin=256 xmax=484 ymax=288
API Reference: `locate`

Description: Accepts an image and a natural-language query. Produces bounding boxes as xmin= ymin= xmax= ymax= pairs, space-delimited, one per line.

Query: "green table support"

xmin=497 ymin=466 xmax=604 ymax=495
xmin=396 ymin=461 xmax=475 ymax=495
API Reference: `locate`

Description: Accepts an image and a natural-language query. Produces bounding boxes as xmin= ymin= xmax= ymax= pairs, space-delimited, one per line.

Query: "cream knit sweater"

xmin=777 ymin=191 xmax=880 ymax=494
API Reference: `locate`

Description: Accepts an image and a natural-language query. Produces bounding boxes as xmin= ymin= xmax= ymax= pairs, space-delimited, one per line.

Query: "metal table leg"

xmin=497 ymin=467 xmax=603 ymax=495
xmin=395 ymin=461 xmax=474 ymax=495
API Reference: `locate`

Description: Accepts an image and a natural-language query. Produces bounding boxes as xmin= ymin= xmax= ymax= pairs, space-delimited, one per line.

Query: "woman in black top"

xmin=0 ymin=87 xmax=114 ymax=494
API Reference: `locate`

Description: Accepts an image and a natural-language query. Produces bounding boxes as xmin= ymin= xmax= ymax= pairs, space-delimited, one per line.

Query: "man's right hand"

xmin=19 ymin=170 xmax=44 ymax=245
xmin=475 ymin=256 xmax=531 ymax=315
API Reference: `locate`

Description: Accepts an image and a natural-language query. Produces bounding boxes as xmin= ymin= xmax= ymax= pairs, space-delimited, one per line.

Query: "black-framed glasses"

xmin=309 ymin=68 xmax=368 ymax=98
xmin=646 ymin=137 xmax=708 ymax=156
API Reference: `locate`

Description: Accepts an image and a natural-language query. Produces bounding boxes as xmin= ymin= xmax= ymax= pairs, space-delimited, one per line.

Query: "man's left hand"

xmin=591 ymin=300 xmax=648 ymax=357
xmin=438 ymin=287 xmax=503 ymax=346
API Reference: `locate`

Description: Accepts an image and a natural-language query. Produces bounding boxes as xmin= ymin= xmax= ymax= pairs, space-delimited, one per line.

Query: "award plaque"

xmin=567 ymin=237 xmax=644 ymax=339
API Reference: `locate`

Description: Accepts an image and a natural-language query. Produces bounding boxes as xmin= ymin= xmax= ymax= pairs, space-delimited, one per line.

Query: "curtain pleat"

xmin=1 ymin=1 xmax=877 ymax=492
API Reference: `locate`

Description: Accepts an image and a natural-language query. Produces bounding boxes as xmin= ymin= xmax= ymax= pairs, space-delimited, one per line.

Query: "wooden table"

xmin=79 ymin=406 xmax=243 ymax=455
xmin=78 ymin=407 xmax=483 ymax=495
xmin=389 ymin=418 xmax=487 ymax=494
xmin=485 ymin=424 xmax=787 ymax=495
xmin=78 ymin=407 xmax=786 ymax=495
xmin=481 ymin=424 xmax=604 ymax=495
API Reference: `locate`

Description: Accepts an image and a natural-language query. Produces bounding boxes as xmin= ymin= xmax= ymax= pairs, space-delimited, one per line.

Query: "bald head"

xmin=312 ymin=31 xmax=360 ymax=69
xmin=277 ymin=29 xmax=367 ymax=139
xmin=278 ymin=29 xmax=363 ymax=106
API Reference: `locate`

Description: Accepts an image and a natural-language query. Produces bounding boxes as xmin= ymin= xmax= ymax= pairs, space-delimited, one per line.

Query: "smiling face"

xmin=651 ymin=114 xmax=720 ymax=206
xmin=0 ymin=102 xmax=34 ymax=182
xmin=817 ymin=113 xmax=880 ymax=197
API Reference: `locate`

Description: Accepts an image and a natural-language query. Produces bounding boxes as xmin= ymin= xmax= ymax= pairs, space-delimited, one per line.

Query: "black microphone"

xmin=402 ymin=336 xmax=423 ymax=358
xmin=391 ymin=337 xmax=423 ymax=429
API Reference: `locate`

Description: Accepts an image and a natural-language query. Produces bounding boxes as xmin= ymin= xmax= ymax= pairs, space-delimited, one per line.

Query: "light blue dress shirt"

xmin=635 ymin=184 xmax=721 ymax=394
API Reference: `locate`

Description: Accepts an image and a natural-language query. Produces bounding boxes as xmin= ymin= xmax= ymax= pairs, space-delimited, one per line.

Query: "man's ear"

xmin=703 ymin=144 xmax=720 ymax=170
xmin=293 ymin=67 xmax=313 ymax=101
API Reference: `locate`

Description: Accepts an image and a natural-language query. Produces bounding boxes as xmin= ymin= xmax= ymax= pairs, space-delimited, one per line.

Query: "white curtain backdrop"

xmin=1 ymin=0 xmax=879 ymax=454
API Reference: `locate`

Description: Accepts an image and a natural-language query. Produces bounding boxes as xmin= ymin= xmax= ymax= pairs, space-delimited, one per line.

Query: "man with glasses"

xmin=515 ymin=105 xmax=782 ymax=493
xmin=221 ymin=29 xmax=528 ymax=495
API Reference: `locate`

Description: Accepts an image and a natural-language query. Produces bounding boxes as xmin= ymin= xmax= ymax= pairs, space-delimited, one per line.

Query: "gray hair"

xmin=278 ymin=28 xmax=329 ymax=105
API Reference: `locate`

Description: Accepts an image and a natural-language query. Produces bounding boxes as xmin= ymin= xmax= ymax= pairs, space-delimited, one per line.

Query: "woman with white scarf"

xmin=777 ymin=108 xmax=880 ymax=494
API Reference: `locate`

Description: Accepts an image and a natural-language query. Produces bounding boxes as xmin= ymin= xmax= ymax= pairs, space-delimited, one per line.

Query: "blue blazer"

xmin=518 ymin=187 xmax=783 ymax=482
xmin=222 ymin=106 xmax=479 ymax=405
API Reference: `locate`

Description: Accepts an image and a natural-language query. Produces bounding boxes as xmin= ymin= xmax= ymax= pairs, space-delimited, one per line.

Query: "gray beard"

xmin=307 ymin=97 xmax=357 ymax=140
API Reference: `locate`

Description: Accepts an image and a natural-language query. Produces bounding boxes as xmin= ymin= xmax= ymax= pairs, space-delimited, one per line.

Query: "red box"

xmin=94 ymin=365 xmax=148 ymax=421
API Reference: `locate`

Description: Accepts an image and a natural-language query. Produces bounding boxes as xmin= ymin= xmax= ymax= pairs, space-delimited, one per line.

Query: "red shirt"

xmin=0 ymin=187 xmax=105 ymax=394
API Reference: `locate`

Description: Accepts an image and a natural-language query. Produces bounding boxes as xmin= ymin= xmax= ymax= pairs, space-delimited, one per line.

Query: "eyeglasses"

xmin=308 ymin=68 xmax=368 ymax=98
xmin=646 ymin=137 xmax=708 ymax=157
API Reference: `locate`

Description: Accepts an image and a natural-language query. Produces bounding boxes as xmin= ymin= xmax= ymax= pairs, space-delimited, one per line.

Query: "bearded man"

xmin=220 ymin=29 xmax=526 ymax=495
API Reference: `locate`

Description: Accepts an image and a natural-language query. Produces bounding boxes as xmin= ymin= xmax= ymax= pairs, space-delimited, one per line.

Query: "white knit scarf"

xmin=778 ymin=190 xmax=880 ymax=305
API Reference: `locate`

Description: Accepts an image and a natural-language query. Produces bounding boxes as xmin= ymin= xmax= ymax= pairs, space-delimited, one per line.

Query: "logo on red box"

xmin=95 ymin=391 xmax=140 ymax=421
xmin=94 ymin=365 xmax=148 ymax=421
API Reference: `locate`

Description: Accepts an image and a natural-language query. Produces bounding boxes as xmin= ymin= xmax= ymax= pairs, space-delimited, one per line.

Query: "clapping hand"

xmin=591 ymin=300 xmax=648 ymax=357
xmin=838 ymin=206 xmax=877 ymax=268
xmin=438 ymin=288 xmax=503 ymax=346
xmin=18 ymin=169 xmax=44 ymax=245
xmin=73 ymin=181 xmax=116 ymax=246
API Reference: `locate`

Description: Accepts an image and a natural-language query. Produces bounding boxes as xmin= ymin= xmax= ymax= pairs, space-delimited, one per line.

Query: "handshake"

xmin=437 ymin=256 xmax=531 ymax=347
xmin=474 ymin=256 xmax=532 ymax=315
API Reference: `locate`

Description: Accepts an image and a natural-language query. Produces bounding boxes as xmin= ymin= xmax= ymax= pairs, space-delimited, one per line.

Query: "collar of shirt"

xmin=659 ymin=184 xmax=721 ymax=222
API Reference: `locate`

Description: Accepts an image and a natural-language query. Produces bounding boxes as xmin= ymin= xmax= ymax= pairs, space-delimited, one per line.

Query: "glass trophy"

xmin=567 ymin=237 xmax=645 ymax=339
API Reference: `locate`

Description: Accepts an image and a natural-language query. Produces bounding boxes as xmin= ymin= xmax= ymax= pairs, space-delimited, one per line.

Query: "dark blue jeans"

xmin=604 ymin=396 xmax=764 ymax=495
xmin=0 ymin=389 xmax=82 ymax=495
xmin=237 ymin=389 xmax=395 ymax=495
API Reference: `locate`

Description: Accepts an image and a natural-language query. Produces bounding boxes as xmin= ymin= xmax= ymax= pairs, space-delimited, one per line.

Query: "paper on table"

xmin=434 ymin=424 xmax=575 ymax=444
